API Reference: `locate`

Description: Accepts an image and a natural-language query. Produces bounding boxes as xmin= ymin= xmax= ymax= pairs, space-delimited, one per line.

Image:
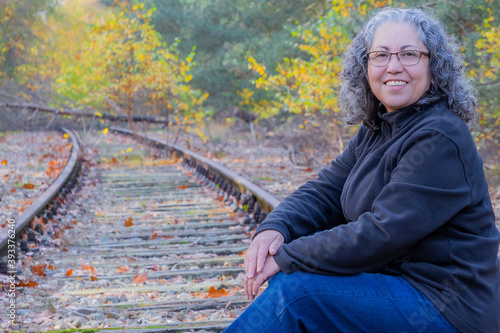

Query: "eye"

xmin=373 ymin=52 xmax=389 ymax=59
xmin=400 ymin=51 xmax=419 ymax=58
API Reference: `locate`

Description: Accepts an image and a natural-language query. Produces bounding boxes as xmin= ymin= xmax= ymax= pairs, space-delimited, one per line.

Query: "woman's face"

xmin=367 ymin=22 xmax=432 ymax=113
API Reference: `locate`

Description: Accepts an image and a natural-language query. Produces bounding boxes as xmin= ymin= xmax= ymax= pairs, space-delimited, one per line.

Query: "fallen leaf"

xmin=124 ymin=217 xmax=134 ymax=227
xmin=90 ymin=276 xmax=98 ymax=281
xmin=176 ymin=184 xmax=187 ymax=189
xmin=18 ymin=280 xmax=39 ymax=288
xmin=208 ymin=286 xmax=230 ymax=298
xmin=31 ymin=263 xmax=47 ymax=276
xmin=132 ymin=272 xmax=148 ymax=284
xmin=1 ymin=160 xmax=7 ymax=165
xmin=116 ymin=266 xmax=130 ymax=274
xmin=82 ymin=264 xmax=97 ymax=275
xmin=151 ymin=233 xmax=158 ymax=240
xmin=23 ymin=183 xmax=35 ymax=189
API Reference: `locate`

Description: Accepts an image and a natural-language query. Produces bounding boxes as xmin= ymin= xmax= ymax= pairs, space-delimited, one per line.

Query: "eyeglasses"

xmin=366 ymin=50 xmax=430 ymax=67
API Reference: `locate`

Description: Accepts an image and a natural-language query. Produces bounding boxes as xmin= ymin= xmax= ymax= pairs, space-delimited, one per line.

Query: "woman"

xmin=225 ymin=7 xmax=500 ymax=333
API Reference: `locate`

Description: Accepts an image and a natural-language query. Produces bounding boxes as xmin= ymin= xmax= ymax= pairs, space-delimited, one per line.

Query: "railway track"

xmin=1 ymin=128 xmax=280 ymax=332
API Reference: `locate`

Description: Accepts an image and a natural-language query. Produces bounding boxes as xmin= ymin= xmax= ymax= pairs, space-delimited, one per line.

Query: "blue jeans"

xmin=224 ymin=271 xmax=458 ymax=333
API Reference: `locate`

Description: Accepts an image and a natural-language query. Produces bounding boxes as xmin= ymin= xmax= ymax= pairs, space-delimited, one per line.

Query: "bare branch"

xmin=0 ymin=102 xmax=172 ymax=124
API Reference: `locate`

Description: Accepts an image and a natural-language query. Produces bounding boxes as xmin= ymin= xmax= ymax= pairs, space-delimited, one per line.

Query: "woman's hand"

xmin=244 ymin=230 xmax=284 ymax=280
xmin=244 ymin=255 xmax=280 ymax=300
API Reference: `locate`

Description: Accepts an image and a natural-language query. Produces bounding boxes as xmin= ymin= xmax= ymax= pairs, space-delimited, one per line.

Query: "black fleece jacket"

xmin=256 ymin=101 xmax=500 ymax=333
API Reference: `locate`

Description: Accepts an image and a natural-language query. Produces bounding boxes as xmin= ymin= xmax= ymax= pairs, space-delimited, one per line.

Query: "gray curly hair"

xmin=339 ymin=7 xmax=477 ymax=131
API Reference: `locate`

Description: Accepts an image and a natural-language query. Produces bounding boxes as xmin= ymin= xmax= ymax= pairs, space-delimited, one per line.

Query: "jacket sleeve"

xmin=273 ymin=130 xmax=473 ymax=275
xmin=254 ymin=127 xmax=362 ymax=243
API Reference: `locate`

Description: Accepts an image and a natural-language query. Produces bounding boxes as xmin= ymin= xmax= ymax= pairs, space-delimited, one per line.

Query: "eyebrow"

xmin=370 ymin=44 xmax=420 ymax=51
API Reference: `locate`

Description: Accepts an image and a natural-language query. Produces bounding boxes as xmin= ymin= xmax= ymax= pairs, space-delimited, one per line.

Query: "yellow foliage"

xmin=246 ymin=0 xmax=394 ymax=119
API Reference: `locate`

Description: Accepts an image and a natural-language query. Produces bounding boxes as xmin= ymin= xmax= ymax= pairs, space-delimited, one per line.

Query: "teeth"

xmin=386 ymin=81 xmax=407 ymax=86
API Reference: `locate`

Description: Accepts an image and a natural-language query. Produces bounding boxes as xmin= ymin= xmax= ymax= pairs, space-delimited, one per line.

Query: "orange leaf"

xmin=151 ymin=233 xmax=158 ymax=240
xmin=132 ymin=272 xmax=148 ymax=284
xmin=32 ymin=263 xmax=47 ymax=276
xmin=10 ymin=188 xmax=16 ymax=193
xmin=208 ymin=286 xmax=230 ymax=298
xmin=48 ymin=265 xmax=56 ymax=270
xmin=116 ymin=266 xmax=130 ymax=274
xmin=28 ymin=281 xmax=39 ymax=287
xmin=97 ymin=211 xmax=102 ymax=216
xmin=82 ymin=264 xmax=97 ymax=275
xmin=90 ymin=276 xmax=98 ymax=281
xmin=238 ymin=251 xmax=247 ymax=256
xmin=124 ymin=217 xmax=134 ymax=227
xmin=18 ymin=280 xmax=38 ymax=288
xmin=176 ymin=184 xmax=187 ymax=189
xmin=1 ymin=160 xmax=7 ymax=165
xmin=72 ymin=220 xmax=78 ymax=225
xmin=23 ymin=183 xmax=35 ymax=189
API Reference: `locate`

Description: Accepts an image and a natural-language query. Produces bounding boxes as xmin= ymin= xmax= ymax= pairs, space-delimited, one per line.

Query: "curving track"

xmin=1 ymin=128 xmax=280 ymax=332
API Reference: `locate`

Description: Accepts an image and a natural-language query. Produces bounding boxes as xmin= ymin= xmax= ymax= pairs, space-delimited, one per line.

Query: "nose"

xmin=386 ymin=54 xmax=403 ymax=73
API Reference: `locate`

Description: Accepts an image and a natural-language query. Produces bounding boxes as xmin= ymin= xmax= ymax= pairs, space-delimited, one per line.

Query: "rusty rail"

xmin=0 ymin=128 xmax=82 ymax=256
xmin=110 ymin=126 xmax=281 ymax=227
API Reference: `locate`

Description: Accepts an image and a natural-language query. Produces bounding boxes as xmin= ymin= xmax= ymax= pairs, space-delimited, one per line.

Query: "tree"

xmin=99 ymin=0 xmax=327 ymax=112
xmin=0 ymin=0 xmax=57 ymax=79
xmin=52 ymin=1 xmax=207 ymax=129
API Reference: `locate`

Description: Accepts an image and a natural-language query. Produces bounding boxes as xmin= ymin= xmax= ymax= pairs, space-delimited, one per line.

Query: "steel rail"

xmin=0 ymin=128 xmax=82 ymax=256
xmin=110 ymin=127 xmax=281 ymax=221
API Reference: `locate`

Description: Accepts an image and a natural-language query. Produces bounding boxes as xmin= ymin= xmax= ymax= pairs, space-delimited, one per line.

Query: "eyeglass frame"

xmin=366 ymin=50 xmax=430 ymax=67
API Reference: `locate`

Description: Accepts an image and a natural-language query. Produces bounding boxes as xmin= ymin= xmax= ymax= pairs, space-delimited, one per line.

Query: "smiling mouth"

xmin=385 ymin=81 xmax=408 ymax=86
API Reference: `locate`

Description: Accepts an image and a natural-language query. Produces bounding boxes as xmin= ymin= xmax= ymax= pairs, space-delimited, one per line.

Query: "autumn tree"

xmin=13 ymin=1 xmax=91 ymax=98
xmin=0 ymin=0 xmax=57 ymax=79
xmin=100 ymin=0 xmax=328 ymax=111
xmin=53 ymin=1 xmax=207 ymax=130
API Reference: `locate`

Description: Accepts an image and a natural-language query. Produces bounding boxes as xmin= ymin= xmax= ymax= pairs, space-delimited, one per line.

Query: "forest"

xmin=0 ymin=0 xmax=498 ymax=146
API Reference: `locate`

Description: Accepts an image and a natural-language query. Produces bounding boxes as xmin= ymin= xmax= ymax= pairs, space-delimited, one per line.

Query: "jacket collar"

xmin=379 ymin=100 xmax=447 ymax=137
